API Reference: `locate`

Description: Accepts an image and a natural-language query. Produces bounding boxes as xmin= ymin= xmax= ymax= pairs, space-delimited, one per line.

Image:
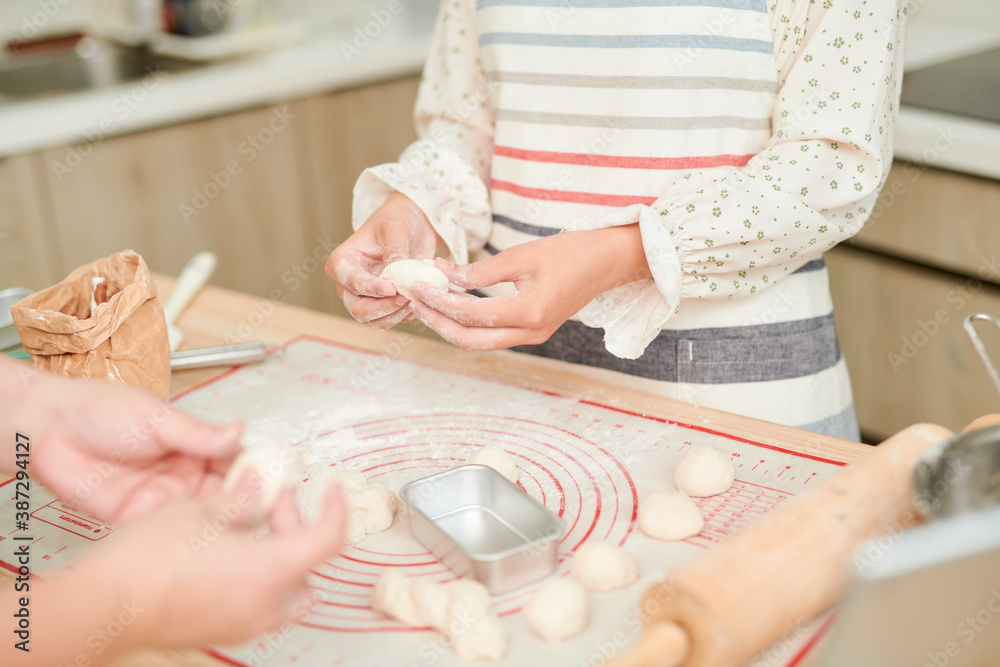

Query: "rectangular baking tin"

xmin=400 ymin=464 xmax=564 ymax=594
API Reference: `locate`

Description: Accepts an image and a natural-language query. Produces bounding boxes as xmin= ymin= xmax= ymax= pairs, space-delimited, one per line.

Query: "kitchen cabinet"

xmin=1 ymin=75 xmax=421 ymax=322
xmin=828 ymin=162 xmax=1000 ymax=440
xmin=848 ymin=164 xmax=1000 ymax=280
xmin=39 ymin=100 xmax=324 ymax=311
xmin=0 ymin=152 xmax=63 ymax=290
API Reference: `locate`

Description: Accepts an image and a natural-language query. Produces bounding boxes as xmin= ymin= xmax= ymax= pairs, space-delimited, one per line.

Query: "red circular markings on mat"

xmin=298 ymin=413 xmax=636 ymax=632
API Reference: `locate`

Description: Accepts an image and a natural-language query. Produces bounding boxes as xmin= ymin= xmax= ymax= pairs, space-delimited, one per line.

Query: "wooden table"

xmin=12 ymin=277 xmax=873 ymax=667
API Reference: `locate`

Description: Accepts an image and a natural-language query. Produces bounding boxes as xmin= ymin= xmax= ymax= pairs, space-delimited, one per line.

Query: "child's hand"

xmin=407 ymin=226 xmax=650 ymax=351
xmin=326 ymin=192 xmax=440 ymax=330
xmin=21 ymin=369 xmax=243 ymax=524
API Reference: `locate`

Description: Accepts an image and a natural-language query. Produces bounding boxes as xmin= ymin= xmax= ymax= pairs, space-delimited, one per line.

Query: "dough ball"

xmin=445 ymin=579 xmax=492 ymax=629
xmin=450 ymin=614 xmax=507 ymax=662
xmin=353 ymin=485 xmax=399 ymax=534
xmin=223 ymin=441 xmax=303 ymax=524
xmin=371 ymin=569 xmax=422 ymax=627
xmin=524 ymin=577 xmax=589 ymax=643
xmin=380 ymin=259 xmax=450 ymax=300
xmin=638 ymin=490 xmax=705 ymax=541
xmin=298 ymin=467 xmax=397 ymax=543
xmin=411 ymin=578 xmax=453 ymax=632
xmin=673 ymin=445 xmax=736 ymax=497
xmin=571 ymin=541 xmax=638 ymax=592
xmin=297 ymin=466 xmax=367 ymax=524
xmin=466 ymin=446 xmax=518 ymax=483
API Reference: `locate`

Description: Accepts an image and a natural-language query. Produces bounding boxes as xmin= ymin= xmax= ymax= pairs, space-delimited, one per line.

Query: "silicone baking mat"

xmin=1 ymin=335 xmax=846 ymax=666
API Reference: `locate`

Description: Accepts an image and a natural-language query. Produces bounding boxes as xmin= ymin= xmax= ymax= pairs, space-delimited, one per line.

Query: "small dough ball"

xmin=380 ymin=259 xmax=450 ymax=300
xmin=297 ymin=467 xmax=367 ymax=524
xmin=571 ymin=541 xmax=638 ymax=592
xmin=353 ymin=484 xmax=399 ymax=534
xmin=411 ymin=578 xmax=453 ymax=631
xmin=450 ymin=614 xmax=507 ymax=662
xmin=466 ymin=446 xmax=518 ymax=483
xmin=445 ymin=579 xmax=492 ymax=629
xmin=524 ymin=578 xmax=589 ymax=643
xmin=638 ymin=491 xmax=705 ymax=541
xmin=673 ymin=445 xmax=735 ymax=497
xmin=223 ymin=442 xmax=303 ymax=524
xmin=371 ymin=569 xmax=422 ymax=626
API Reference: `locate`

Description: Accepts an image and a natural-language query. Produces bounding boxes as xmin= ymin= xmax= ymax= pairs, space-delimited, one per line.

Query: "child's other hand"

xmin=407 ymin=226 xmax=650 ymax=351
xmin=326 ymin=192 xmax=440 ymax=330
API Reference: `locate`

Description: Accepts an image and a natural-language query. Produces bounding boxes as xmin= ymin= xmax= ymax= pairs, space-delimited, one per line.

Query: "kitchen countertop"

xmin=0 ymin=8 xmax=434 ymax=159
xmin=0 ymin=276 xmax=869 ymax=667
xmin=2 ymin=4 xmax=999 ymax=180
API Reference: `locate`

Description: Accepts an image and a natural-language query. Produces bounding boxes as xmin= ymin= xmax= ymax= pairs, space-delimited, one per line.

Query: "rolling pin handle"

xmin=607 ymin=622 xmax=689 ymax=667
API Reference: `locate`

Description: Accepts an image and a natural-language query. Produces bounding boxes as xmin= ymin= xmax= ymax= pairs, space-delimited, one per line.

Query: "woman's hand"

xmin=7 ymin=361 xmax=243 ymax=524
xmin=326 ymin=192 xmax=440 ymax=330
xmin=15 ymin=478 xmax=346 ymax=666
xmin=408 ymin=225 xmax=651 ymax=351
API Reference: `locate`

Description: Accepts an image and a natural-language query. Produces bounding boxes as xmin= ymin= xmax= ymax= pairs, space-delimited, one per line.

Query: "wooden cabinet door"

xmin=0 ymin=153 xmax=63 ymax=290
xmin=829 ymin=246 xmax=1000 ymax=439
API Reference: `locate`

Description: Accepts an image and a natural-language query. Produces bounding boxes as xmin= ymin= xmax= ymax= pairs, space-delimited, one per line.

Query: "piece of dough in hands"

xmin=380 ymin=259 xmax=450 ymax=300
xmin=571 ymin=540 xmax=638 ymax=592
xmin=674 ymin=445 xmax=736 ymax=497
xmin=466 ymin=446 xmax=518 ymax=483
xmin=638 ymin=490 xmax=705 ymax=541
xmin=223 ymin=441 xmax=303 ymax=525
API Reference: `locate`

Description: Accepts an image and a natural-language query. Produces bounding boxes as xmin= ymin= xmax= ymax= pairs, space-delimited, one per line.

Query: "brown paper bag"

xmin=10 ymin=250 xmax=171 ymax=398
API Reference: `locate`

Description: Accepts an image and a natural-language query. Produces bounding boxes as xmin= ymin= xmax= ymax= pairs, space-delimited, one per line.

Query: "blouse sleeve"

xmin=569 ymin=0 xmax=907 ymax=359
xmin=351 ymin=0 xmax=494 ymax=264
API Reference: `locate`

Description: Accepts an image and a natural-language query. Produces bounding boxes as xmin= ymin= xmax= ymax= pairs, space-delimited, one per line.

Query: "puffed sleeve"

xmin=568 ymin=0 xmax=907 ymax=359
xmin=352 ymin=0 xmax=494 ymax=264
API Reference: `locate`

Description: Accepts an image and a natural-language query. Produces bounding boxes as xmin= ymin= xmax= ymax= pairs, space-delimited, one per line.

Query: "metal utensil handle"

xmin=170 ymin=342 xmax=268 ymax=370
xmin=964 ymin=313 xmax=1000 ymax=400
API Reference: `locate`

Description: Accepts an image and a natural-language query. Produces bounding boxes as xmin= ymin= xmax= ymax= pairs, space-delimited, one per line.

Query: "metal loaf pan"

xmin=400 ymin=465 xmax=564 ymax=594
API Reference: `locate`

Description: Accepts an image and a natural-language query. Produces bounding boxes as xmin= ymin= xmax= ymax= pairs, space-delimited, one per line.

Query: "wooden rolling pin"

xmin=963 ymin=413 xmax=1000 ymax=432
xmin=609 ymin=422 xmax=954 ymax=667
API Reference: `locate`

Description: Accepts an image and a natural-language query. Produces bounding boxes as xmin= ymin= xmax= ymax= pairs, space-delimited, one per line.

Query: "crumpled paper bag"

xmin=10 ymin=250 xmax=171 ymax=398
